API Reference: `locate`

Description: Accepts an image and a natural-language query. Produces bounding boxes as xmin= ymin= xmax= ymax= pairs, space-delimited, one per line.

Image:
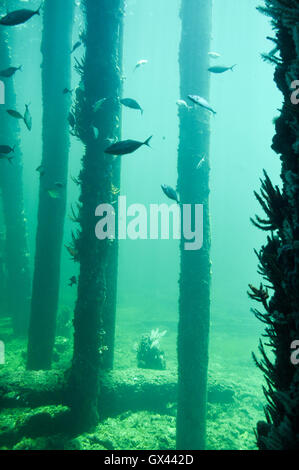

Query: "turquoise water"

xmin=0 ymin=0 xmax=283 ymax=450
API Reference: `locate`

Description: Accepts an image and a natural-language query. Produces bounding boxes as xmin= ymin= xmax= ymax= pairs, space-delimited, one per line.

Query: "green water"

xmin=0 ymin=0 xmax=282 ymax=450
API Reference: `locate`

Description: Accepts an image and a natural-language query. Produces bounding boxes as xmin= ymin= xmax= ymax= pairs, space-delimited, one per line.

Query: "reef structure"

xmin=249 ymin=0 xmax=299 ymax=450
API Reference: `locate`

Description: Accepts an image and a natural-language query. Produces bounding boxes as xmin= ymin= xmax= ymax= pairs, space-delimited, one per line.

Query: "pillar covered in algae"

xmin=176 ymin=0 xmax=212 ymax=451
xmin=101 ymin=12 xmax=124 ymax=371
xmin=0 ymin=28 xmax=31 ymax=336
xmin=249 ymin=0 xmax=299 ymax=451
xmin=27 ymin=0 xmax=75 ymax=370
xmin=67 ymin=0 xmax=124 ymax=431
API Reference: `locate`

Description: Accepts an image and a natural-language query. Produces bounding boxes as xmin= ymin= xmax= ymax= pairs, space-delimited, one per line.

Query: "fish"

xmin=196 ymin=155 xmax=206 ymax=170
xmin=105 ymin=136 xmax=118 ymax=145
xmin=176 ymin=99 xmax=191 ymax=110
xmin=104 ymin=136 xmax=152 ymax=156
xmin=0 ymin=155 xmax=13 ymax=163
xmin=0 ymin=66 xmax=22 ymax=78
xmin=54 ymin=182 xmax=65 ymax=188
xmin=71 ymin=41 xmax=82 ymax=54
xmin=208 ymin=52 xmax=221 ymax=59
xmin=6 ymin=109 xmax=24 ymax=120
xmin=93 ymin=97 xmax=107 ymax=112
xmin=134 ymin=59 xmax=148 ymax=71
xmin=71 ymin=175 xmax=80 ymax=186
xmin=188 ymin=95 xmax=216 ymax=115
xmin=63 ymin=88 xmax=73 ymax=95
xmin=65 ymin=244 xmax=78 ymax=260
xmin=0 ymin=4 xmax=42 ymax=26
xmin=208 ymin=65 xmax=237 ymax=74
xmin=0 ymin=145 xmax=14 ymax=154
xmin=68 ymin=276 xmax=77 ymax=287
xmin=24 ymin=104 xmax=32 ymax=131
xmin=47 ymin=188 xmax=61 ymax=199
xmin=92 ymin=126 xmax=99 ymax=140
xmin=120 ymin=98 xmax=143 ymax=115
xmin=161 ymin=184 xmax=180 ymax=204
xmin=36 ymin=165 xmax=45 ymax=176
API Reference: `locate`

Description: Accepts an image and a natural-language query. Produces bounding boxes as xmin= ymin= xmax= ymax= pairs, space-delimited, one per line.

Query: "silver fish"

xmin=161 ymin=184 xmax=180 ymax=204
xmin=208 ymin=65 xmax=237 ymax=74
xmin=208 ymin=52 xmax=221 ymax=59
xmin=0 ymin=145 xmax=14 ymax=154
xmin=188 ymin=95 xmax=216 ymax=115
xmin=6 ymin=109 xmax=24 ymax=120
xmin=0 ymin=4 xmax=41 ymax=26
xmin=47 ymin=188 xmax=61 ymax=199
xmin=93 ymin=97 xmax=107 ymax=112
xmin=24 ymin=104 xmax=32 ymax=131
xmin=176 ymin=99 xmax=191 ymax=110
xmin=196 ymin=155 xmax=206 ymax=170
xmin=134 ymin=59 xmax=148 ymax=71
xmin=92 ymin=126 xmax=99 ymax=140
xmin=120 ymin=98 xmax=143 ymax=115
xmin=0 ymin=66 xmax=22 ymax=78
xmin=71 ymin=41 xmax=82 ymax=54
xmin=105 ymin=136 xmax=152 ymax=156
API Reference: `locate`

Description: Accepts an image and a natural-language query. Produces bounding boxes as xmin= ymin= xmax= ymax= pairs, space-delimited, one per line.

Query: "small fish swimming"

xmin=0 ymin=145 xmax=14 ymax=154
xmin=69 ymin=276 xmax=77 ymax=287
xmin=105 ymin=136 xmax=118 ymax=145
xmin=0 ymin=4 xmax=42 ymax=26
xmin=208 ymin=52 xmax=221 ymax=59
xmin=92 ymin=126 xmax=99 ymax=140
xmin=24 ymin=104 xmax=32 ymax=131
xmin=54 ymin=182 xmax=65 ymax=188
xmin=176 ymin=99 xmax=191 ymax=110
xmin=208 ymin=65 xmax=237 ymax=74
xmin=36 ymin=165 xmax=45 ymax=176
xmin=6 ymin=109 xmax=24 ymax=120
xmin=196 ymin=155 xmax=206 ymax=170
xmin=47 ymin=188 xmax=61 ymax=199
xmin=188 ymin=95 xmax=216 ymax=115
xmin=71 ymin=41 xmax=82 ymax=54
xmin=105 ymin=136 xmax=152 ymax=156
xmin=0 ymin=155 xmax=13 ymax=163
xmin=120 ymin=98 xmax=143 ymax=115
xmin=0 ymin=66 xmax=22 ymax=78
xmin=93 ymin=97 xmax=107 ymax=112
xmin=161 ymin=184 xmax=180 ymax=204
xmin=63 ymin=88 xmax=73 ymax=95
xmin=134 ymin=59 xmax=148 ymax=71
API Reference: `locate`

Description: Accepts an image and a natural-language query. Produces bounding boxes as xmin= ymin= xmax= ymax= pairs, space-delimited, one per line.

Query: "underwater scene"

xmin=0 ymin=0 xmax=299 ymax=454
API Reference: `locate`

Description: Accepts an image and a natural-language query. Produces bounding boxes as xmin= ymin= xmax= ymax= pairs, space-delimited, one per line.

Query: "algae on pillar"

xmin=0 ymin=28 xmax=31 ymax=336
xmin=27 ymin=0 xmax=75 ymax=370
xmin=67 ymin=0 xmax=124 ymax=430
xmin=101 ymin=11 xmax=124 ymax=371
xmin=176 ymin=0 xmax=212 ymax=451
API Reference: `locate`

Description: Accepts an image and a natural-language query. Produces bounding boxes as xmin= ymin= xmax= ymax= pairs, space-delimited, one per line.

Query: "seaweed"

xmin=250 ymin=0 xmax=299 ymax=450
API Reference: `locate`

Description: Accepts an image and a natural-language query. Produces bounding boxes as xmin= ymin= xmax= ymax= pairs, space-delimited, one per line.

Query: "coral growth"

xmin=137 ymin=329 xmax=167 ymax=370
